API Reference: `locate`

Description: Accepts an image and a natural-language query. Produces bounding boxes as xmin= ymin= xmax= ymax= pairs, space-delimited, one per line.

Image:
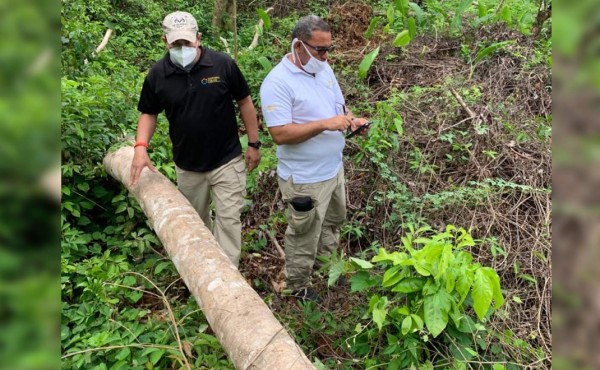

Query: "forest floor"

xmin=239 ymin=1 xmax=551 ymax=366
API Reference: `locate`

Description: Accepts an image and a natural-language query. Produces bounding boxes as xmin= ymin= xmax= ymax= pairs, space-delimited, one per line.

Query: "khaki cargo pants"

xmin=278 ymin=168 xmax=346 ymax=291
xmin=176 ymin=155 xmax=246 ymax=267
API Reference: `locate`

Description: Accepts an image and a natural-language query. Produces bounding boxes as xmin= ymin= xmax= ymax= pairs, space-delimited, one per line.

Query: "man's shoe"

xmin=290 ymin=287 xmax=321 ymax=303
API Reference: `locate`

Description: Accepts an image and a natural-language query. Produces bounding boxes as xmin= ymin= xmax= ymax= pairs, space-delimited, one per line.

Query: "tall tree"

xmin=212 ymin=0 xmax=236 ymax=32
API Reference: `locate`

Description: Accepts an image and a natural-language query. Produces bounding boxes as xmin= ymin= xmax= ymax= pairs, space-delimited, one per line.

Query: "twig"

xmin=243 ymin=327 xmax=285 ymax=370
xmin=449 ymin=87 xmax=477 ymax=119
xmin=62 ymin=343 xmax=179 ymax=359
xmin=219 ymin=36 xmax=231 ymax=55
xmin=537 ymin=276 xmax=551 ymax=355
xmin=266 ymin=230 xmax=285 ymax=259
xmin=126 ymin=271 xmax=192 ymax=370
xmin=95 ymin=29 xmax=113 ymax=54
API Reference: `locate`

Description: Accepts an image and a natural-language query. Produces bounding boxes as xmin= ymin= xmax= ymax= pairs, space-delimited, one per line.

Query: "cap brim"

xmin=165 ymin=30 xmax=197 ymax=44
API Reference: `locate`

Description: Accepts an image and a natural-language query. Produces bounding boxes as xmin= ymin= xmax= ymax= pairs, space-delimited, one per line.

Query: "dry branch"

xmin=95 ymin=29 xmax=113 ymax=54
xmin=103 ymin=145 xmax=314 ymax=370
xmin=248 ymin=7 xmax=273 ymax=50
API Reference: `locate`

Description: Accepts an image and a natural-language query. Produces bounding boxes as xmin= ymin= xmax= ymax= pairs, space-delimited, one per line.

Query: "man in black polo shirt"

xmin=129 ymin=11 xmax=261 ymax=267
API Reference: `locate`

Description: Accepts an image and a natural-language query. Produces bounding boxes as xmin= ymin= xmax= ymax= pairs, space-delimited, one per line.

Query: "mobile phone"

xmin=346 ymin=121 xmax=372 ymax=138
xmin=290 ymin=196 xmax=313 ymax=212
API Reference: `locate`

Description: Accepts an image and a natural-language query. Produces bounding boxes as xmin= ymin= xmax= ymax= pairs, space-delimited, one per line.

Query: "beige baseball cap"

xmin=162 ymin=11 xmax=198 ymax=44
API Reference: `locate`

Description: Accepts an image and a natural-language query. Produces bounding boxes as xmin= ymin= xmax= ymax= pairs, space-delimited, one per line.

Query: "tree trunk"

xmin=212 ymin=0 xmax=235 ymax=32
xmin=103 ymin=146 xmax=315 ymax=370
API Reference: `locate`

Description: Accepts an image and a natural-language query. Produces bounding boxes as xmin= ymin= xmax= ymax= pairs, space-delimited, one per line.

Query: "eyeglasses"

xmin=302 ymin=40 xmax=336 ymax=56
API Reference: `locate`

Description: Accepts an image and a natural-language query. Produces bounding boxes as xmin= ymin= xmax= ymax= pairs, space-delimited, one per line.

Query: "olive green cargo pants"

xmin=278 ymin=168 xmax=346 ymax=291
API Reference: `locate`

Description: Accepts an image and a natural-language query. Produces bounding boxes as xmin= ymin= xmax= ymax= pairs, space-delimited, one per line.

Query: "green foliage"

xmin=358 ymin=46 xmax=380 ymax=79
xmin=344 ymin=225 xmax=507 ymax=367
xmin=60 ymin=0 xmax=550 ymax=368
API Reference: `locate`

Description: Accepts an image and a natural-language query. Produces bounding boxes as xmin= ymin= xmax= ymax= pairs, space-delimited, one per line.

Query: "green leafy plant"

xmin=345 ymin=224 xmax=505 ymax=367
xmin=358 ymin=46 xmax=380 ymax=79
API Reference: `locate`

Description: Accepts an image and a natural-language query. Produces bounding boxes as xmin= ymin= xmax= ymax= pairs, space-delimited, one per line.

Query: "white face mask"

xmin=169 ymin=46 xmax=197 ymax=68
xmin=291 ymin=38 xmax=328 ymax=74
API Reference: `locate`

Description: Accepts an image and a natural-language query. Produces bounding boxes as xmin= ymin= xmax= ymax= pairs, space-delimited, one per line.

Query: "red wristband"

xmin=134 ymin=141 xmax=148 ymax=149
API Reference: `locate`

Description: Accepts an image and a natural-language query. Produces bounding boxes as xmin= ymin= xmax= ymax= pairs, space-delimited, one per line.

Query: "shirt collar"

xmin=164 ymin=46 xmax=214 ymax=76
xmin=282 ymin=53 xmax=310 ymax=75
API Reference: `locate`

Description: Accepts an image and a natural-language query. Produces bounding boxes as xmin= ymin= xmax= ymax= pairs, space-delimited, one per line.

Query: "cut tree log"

xmin=103 ymin=145 xmax=315 ymax=370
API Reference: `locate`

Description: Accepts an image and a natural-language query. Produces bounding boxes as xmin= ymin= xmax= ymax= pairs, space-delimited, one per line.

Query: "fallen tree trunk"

xmin=104 ymin=146 xmax=315 ymax=370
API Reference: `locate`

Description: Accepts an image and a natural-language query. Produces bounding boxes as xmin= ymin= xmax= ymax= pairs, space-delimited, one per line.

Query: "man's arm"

xmin=268 ymin=114 xmax=353 ymax=145
xmin=237 ymin=96 xmax=261 ymax=172
xmin=129 ymin=113 xmax=158 ymax=186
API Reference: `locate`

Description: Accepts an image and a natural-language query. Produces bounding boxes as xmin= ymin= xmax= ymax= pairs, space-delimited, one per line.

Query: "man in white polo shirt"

xmin=260 ymin=15 xmax=369 ymax=302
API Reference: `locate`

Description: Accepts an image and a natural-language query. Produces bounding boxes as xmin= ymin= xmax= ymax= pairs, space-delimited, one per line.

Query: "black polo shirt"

xmin=138 ymin=46 xmax=251 ymax=172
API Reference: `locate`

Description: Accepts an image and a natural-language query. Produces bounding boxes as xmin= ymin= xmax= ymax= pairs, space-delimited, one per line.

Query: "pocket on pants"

xmin=289 ymin=206 xmax=316 ymax=234
xmin=232 ymin=157 xmax=247 ymax=193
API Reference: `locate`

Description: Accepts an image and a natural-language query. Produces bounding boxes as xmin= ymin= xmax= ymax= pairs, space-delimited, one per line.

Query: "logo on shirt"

xmin=325 ymin=79 xmax=334 ymax=88
xmin=201 ymin=76 xmax=221 ymax=85
xmin=265 ymin=104 xmax=277 ymax=112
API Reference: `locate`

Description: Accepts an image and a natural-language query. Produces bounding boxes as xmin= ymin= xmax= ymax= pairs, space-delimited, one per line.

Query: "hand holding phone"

xmin=346 ymin=121 xmax=372 ymax=138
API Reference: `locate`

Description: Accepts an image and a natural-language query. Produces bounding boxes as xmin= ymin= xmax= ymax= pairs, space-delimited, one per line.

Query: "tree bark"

xmin=212 ymin=0 xmax=235 ymax=32
xmin=103 ymin=146 xmax=315 ymax=370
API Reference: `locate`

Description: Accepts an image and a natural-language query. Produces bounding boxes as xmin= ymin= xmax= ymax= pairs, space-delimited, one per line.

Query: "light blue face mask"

xmin=291 ymin=38 xmax=328 ymax=74
xmin=169 ymin=46 xmax=197 ymax=68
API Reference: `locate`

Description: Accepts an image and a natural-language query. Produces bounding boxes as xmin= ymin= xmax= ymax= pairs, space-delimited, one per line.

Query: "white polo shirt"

xmin=260 ymin=55 xmax=346 ymax=184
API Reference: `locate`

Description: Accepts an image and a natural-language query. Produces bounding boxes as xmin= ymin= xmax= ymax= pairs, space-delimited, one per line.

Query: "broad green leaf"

xmin=482 ymin=267 xmax=504 ymax=308
xmin=358 ymin=46 xmax=380 ymax=80
xmin=472 ymin=267 xmax=494 ymax=320
xmin=150 ymin=349 xmax=165 ymax=365
xmin=423 ymin=289 xmax=452 ymax=337
xmin=435 ymin=243 xmax=454 ymax=280
xmin=386 ymin=5 xmax=395 ymax=25
xmin=392 ymin=277 xmax=425 ymax=293
xmin=402 ymin=258 xmax=431 ymax=276
xmin=115 ymin=347 xmax=130 ymax=361
xmin=411 ymin=314 xmax=424 ymax=330
xmin=445 ymin=267 xmax=456 ymax=293
xmin=473 ymin=40 xmax=514 ymax=64
xmin=350 ymin=271 xmax=377 ymax=292
xmin=401 ymin=316 xmax=412 ymax=335
xmin=154 ymin=261 xmax=171 ymax=275
xmin=364 ymin=17 xmax=381 ymax=39
xmin=499 ymin=6 xmax=512 ymax=25
xmin=492 ymin=364 xmax=506 ymax=370
xmin=382 ymin=265 xmax=403 ymax=287
xmin=257 ymin=56 xmax=272 ymax=72
xmin=456 ymin=314 xmax=478 ymax=333
xmin=395 ymin=0 xmax=409 ymax=15
xmin=372 ymin=247 xmax=393 ymax=263
xmin=139 ymin=347 xmax=160 ymax=357
xmin=373 ymin=306 xmax=388 ymax=331
xmin=115 ymin=203 xmax=127 ymax=214
xmin=393 ymin=306 xmax=410 ymax=316
xmin=370 ymin=296 xmax=389 ymax=331
xmin=392 ymin=30 xmax=411 ymax=47
xmin=350 ymin=257 xmax=374 ymax=269
xmin=110 ymin=360 xmax=128 ymax=370
xmin=328 ymin=259 xmax=345 ymax=286
xmin=76 ymin=182 xmax=90 ymax=192
xmin=409 ymin=2 xmax=425 ymax=25
xmin=256 ymin=8 xmax=271 ymax=30
xmin=422 ymin=279 xmax=440 ymax=296
xmin=477 ymin=2 xmax=488 ymax=17
xmin=456 ymin=269 xmax=473 ymax=304
xmin=407 ymin=17 xmax=417 ymax=39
